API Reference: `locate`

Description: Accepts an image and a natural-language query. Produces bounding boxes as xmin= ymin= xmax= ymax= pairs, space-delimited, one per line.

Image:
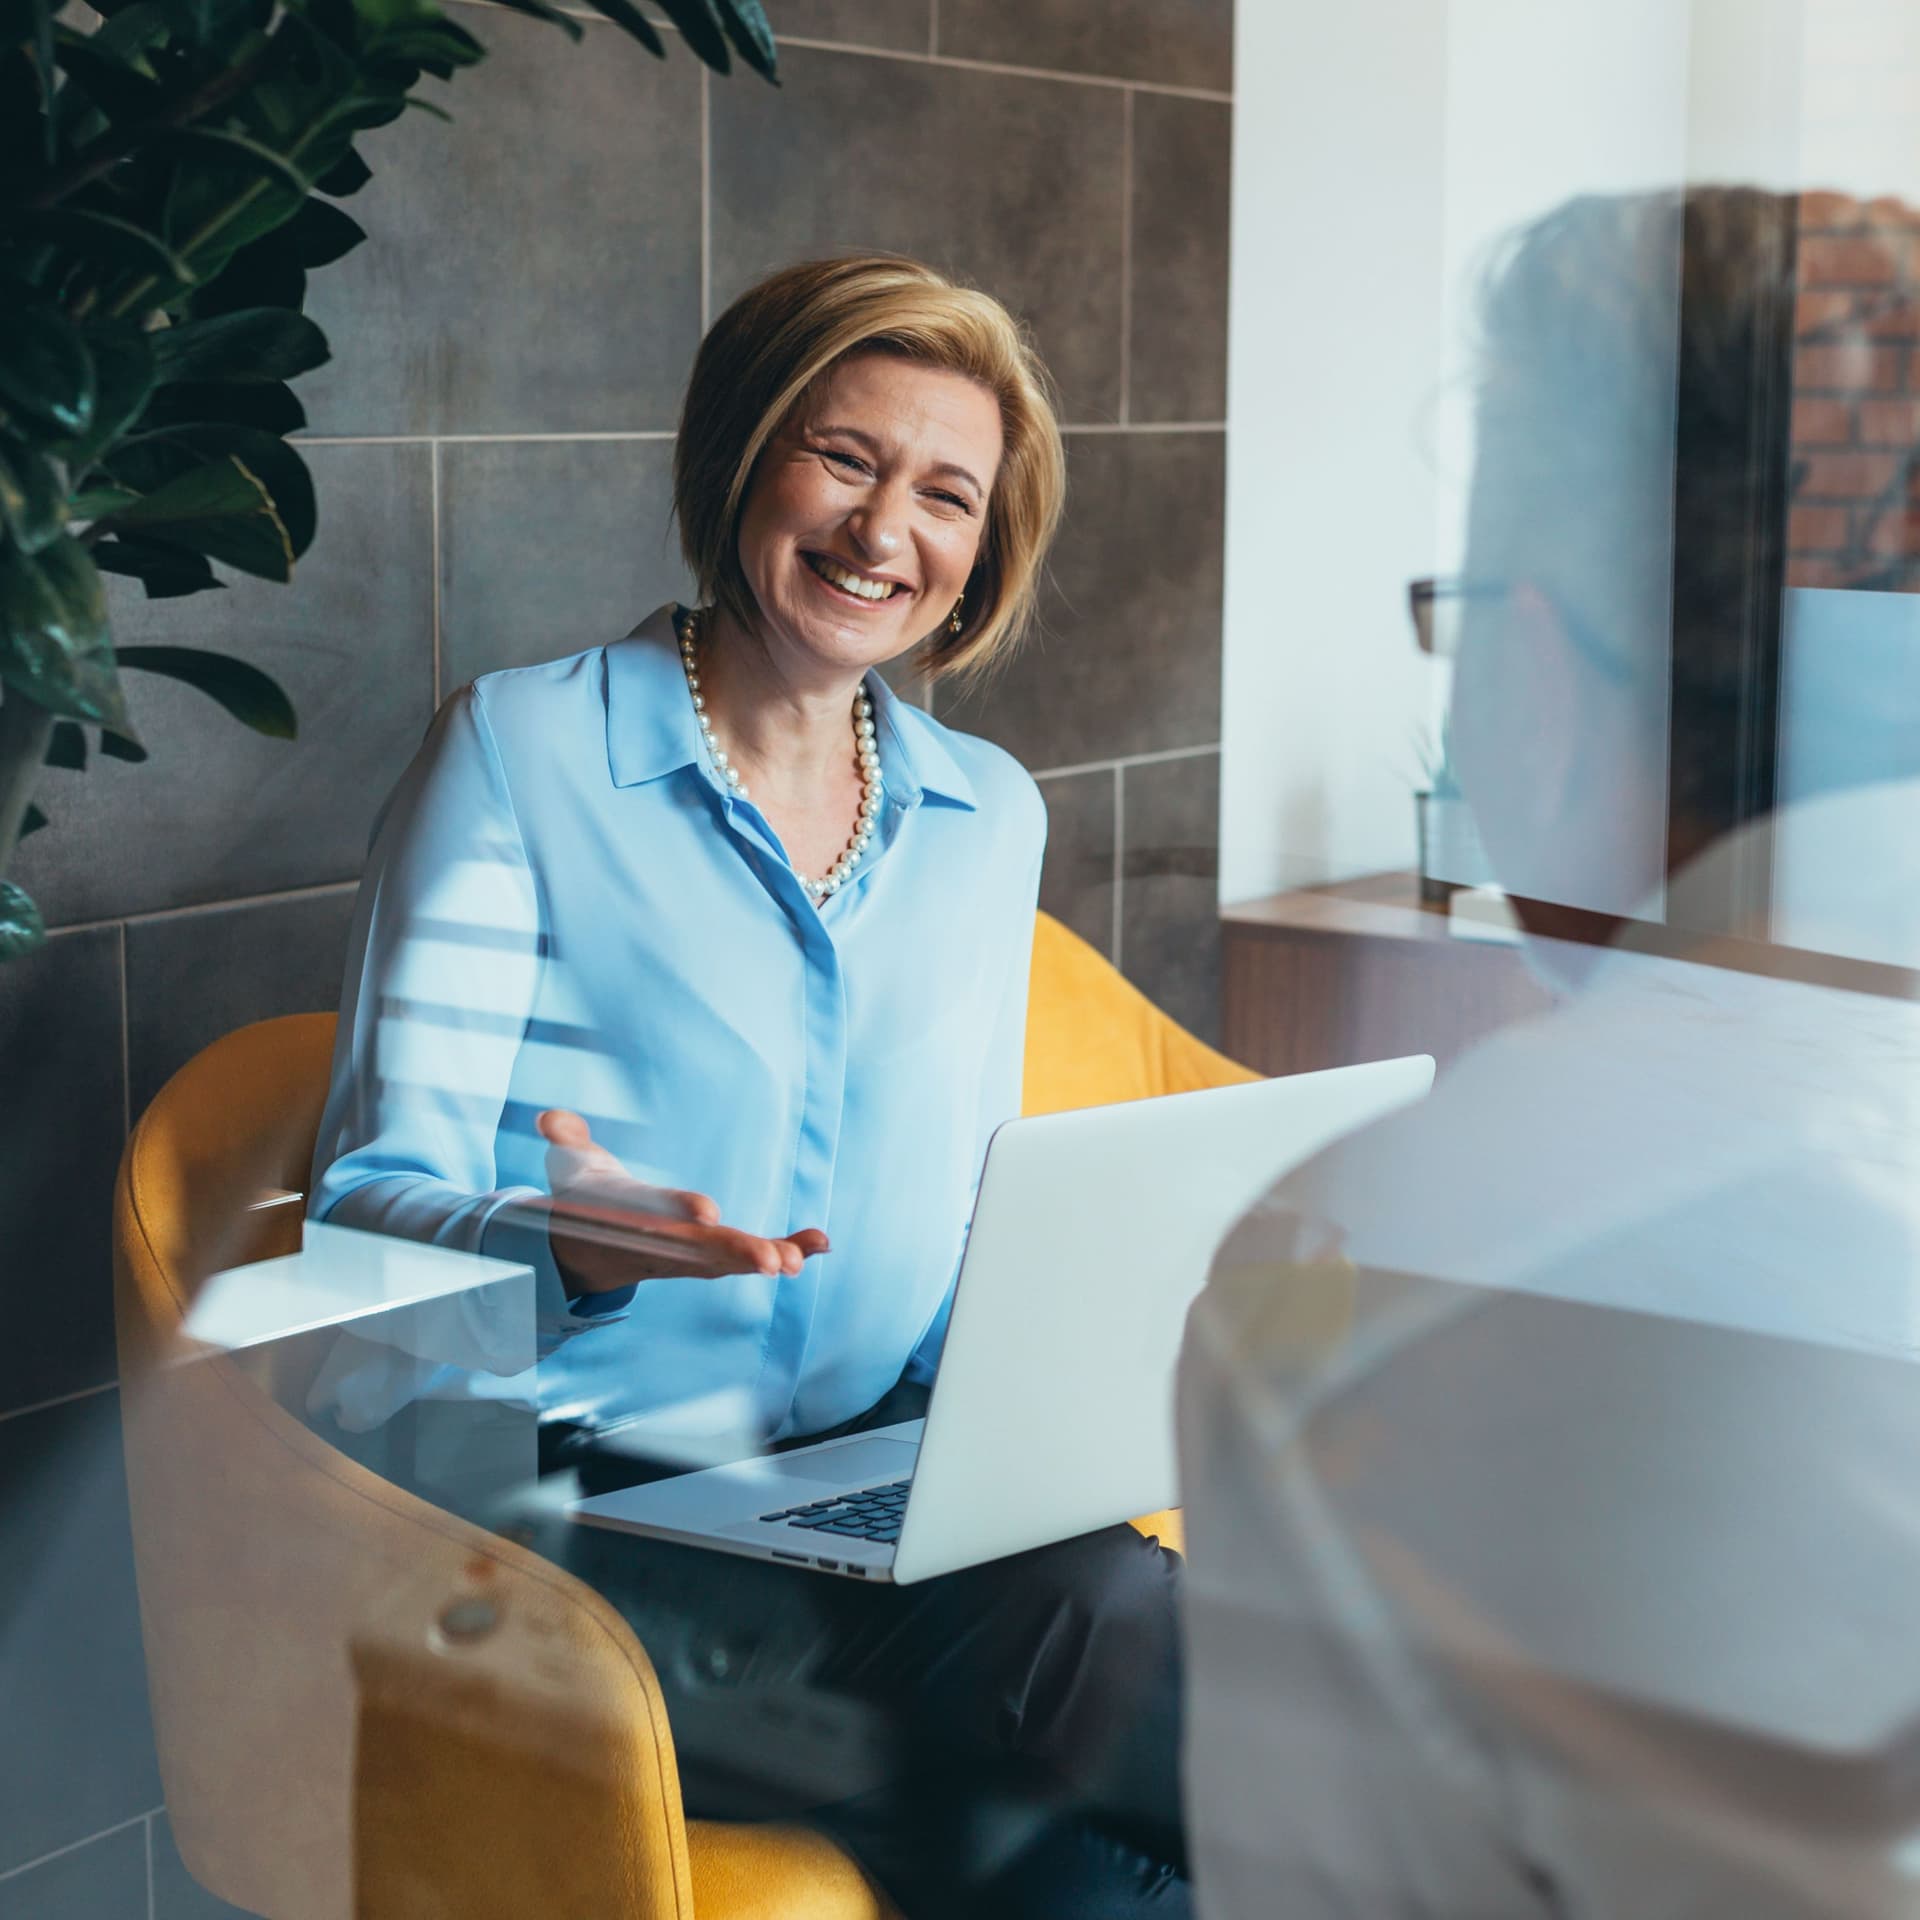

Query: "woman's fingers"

xmin=536 ymin=1108 xmax=627 ymax=1192
xmin=543 ymin=1185 xmax=834 ymax=1287
xmin=661 ymin=1188 xmax=723 ymax=1227
xmin=536 ymin=1108 xmax=591 ymax=1149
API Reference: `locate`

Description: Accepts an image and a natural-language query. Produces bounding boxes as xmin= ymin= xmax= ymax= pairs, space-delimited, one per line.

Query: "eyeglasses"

xmin=1409 ymin=575 xmax=1633 ymax=685
xmin=1407 ymin=577 xmax=1508 ymax=659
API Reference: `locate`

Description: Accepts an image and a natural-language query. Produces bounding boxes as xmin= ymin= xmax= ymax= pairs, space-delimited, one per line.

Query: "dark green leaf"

xmin=340 ymin=87 xmax=407 ymax=131
xmin=0 ymin=435 xmax=67 ymax=552
xmin=187 ymin=195 xmax=364 ymax=316
xmin=3 ymin=0 xmax=57 ymax=168
xmin=189 ymin=247 xmax=305 ymax=316
xmin=713 ymin=0 xmax=775 ymax=79
xmin=0 ymin=45 xmax=46 ymax=187
xmin=69 ymin=483 xmax=140 ymax=518
xmin=151 ymin=0 xmax=264 ymax=48
xmin=21 ymin=207 xmax=198 ymax=291
xmin=160 ymin=124 xmax=315 ymax=199
xmin=0 ymin=533 xmax=129 ymax=729
xmin=92 ymin=531 xmax=224 ymax=597
xmin=153 ymin=0 xmax=212 ymax=44
xmin=142 ymin=507 xmax=290 ymax=580
xmin=150 ymin=307 xmax=330 ymax=385
xmin=135 ymin=377 xmax=305 ymax=435
xmin=400 ymin=92 xmax=450 ymax=120
xmin=104 ymin=451 xmax=293 ymax=579
xmin=653 ymin=0 xmax=728 ymax=69
xmin=101 ymin=727 xmax=146 ymax=761
xmin=19 ymin=804 xmax=48 ymax=838
xmin=277 ymin=195 xmax=366 ymax=268
xmin=581 ymin=0 xmax=665 ymax=56
xmin=467 ymin=0 xmax=582 ymax=38
xmin=44 ymin=717 xmax=84 ymax=766
xmin=0 ymin=302 xmax=95 ymax=439
xmin=49 ymin=327 xmax=155 ymax=469
xmin=365 ymin=13 xmax=485 ymax=67
xmin=87 ymin=2 xmax=175 ymax=62
xmin=314 ymin=146 xmax=371 ymax=195
xmin=0 ymin=879 xmax=46 ymax=957
xmin=104 ymin=451 xmax=260 ymax=520
xmin=52 ymin=34 xmax=167 ymax=124
xmin=114 ymin=425 xmax=315 ymax=555
xmin=117 ymin=644 xmax=296 ymax=737
xmin=160 ymin=129 xmax=313 ymax=267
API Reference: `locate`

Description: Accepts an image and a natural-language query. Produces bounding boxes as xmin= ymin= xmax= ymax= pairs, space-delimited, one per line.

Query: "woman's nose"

xmin=846 ymin=489 xmax=905 ymax=556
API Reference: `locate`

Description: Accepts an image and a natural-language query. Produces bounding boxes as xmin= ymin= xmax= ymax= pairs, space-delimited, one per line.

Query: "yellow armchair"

xmin=113 ymin=910 xmax=1250 ymax=1916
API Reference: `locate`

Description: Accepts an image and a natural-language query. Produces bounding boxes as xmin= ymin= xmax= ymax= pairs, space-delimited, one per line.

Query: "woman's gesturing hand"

xmin=533 ymin=1109 xmax=830 ymax=1294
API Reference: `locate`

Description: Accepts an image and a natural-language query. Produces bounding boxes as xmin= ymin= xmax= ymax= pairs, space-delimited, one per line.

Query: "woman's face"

xmin=734 ymin=350 xmax=1005 ymax=677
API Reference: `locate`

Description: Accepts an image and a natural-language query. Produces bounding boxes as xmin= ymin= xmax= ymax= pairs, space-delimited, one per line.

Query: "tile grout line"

xmin=1030 ymin=741 xmax=1220 ymax=782
xmin=761 ymin=35 xmax=1233 ymax=100
xmin=118 ymin=919 xmax=130 ymax=1139
xmin=1111 ymin=763 xmax=1125 ymax=968
xmin=46 ymin=878 xmax=361 ymax=941
xmin=700 ymin=63 xmax=712 ymax=332
xmin=0 ymin=1379 xmax=116 ymax=1427
xmin=1065 ymin=421 xmax=1225 ymax=435
xmin=0 ymin=1805 xmax=162 ymax=1883
xmin=447 ymin=0 xmax=1234 ymax=96
xmin=1119 ymin=87 xmax=1133 ymax=428
xmin=429 ymin=438 xmax=443 ymax=708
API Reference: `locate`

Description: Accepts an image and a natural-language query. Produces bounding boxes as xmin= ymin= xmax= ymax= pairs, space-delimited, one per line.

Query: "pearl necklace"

xmin=675 ymin=605 xmax=882 ymax=902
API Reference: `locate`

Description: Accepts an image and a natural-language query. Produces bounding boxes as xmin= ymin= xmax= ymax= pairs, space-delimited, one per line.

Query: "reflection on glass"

xmin=1184 ymin=159 xmax=1920 ymax=1920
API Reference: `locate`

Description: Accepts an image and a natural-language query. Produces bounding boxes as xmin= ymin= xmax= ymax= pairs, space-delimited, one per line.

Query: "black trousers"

xmin=533 ymin=1386 xmax=1192 ymax=1920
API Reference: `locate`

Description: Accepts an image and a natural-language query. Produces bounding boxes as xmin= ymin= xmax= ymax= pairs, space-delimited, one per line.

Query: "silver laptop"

xmin=569 ymin=1055 xmax=1435 ymax=1583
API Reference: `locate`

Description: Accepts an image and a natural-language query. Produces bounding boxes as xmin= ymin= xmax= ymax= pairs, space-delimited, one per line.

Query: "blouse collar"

xmin=604 ymin=602 xmax=978 ymax=811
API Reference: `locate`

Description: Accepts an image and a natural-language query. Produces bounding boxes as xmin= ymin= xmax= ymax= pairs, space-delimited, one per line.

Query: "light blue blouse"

xmin=308 ymin=603 xmax=1046 ymax=1445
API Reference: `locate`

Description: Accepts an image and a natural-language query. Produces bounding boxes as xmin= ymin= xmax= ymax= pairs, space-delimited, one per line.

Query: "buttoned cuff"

xmin=480 ymin=1188 xmax=639 ymax=1346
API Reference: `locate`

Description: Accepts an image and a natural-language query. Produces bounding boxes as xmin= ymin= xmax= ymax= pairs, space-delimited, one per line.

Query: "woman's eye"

xmin=825 ymin=450 xmax=866 ymax=473
xmin=931 ymin=491 xmax=973 ymax=512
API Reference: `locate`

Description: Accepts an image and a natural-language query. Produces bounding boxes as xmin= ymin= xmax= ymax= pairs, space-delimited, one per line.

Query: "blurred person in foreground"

xmin=1179 ymin=187 xmax=1920 ymax=1917
xmin=309 ymin=254 xmax=1185 ymax=1917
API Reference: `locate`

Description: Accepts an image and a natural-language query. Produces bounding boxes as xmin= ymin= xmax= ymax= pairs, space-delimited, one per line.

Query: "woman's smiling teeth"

xmin=805 ymin=552 xmax=903 ymax=601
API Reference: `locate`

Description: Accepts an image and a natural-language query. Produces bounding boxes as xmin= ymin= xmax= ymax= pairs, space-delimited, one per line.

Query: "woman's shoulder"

xmin=465 ymin=644 xmax=610 ymax=718
xmin=445 ymin=644 xmax=620 ymax=767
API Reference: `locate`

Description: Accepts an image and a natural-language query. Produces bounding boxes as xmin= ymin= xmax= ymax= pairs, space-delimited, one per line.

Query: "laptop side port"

xmin=771 ymin=1550 xmax=809 ymax=1564
xmin=817 ymin=1558 xmax=840 ymax=1571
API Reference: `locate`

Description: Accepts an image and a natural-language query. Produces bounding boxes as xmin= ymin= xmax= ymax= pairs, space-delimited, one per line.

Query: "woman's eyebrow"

xmin=811 ymin=423 xmax=985 ymax=498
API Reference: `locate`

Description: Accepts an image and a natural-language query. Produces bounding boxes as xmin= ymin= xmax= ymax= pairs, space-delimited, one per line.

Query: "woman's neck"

xmin=693 ymin=604 xmax=868 ymax=799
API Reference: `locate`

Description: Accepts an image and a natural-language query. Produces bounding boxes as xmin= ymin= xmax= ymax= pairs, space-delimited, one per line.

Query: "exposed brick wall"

xmin=1788 ymin=192 xmax=1920 ymax=591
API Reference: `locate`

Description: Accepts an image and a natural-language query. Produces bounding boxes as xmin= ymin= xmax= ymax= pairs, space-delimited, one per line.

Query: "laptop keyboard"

xmin=759 ymin=1479 xmax=910 ymax=1544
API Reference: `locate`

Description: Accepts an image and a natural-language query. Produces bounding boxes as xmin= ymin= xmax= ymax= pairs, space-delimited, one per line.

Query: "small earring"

xmin=948 ymin=599 xmax=964 ymax=635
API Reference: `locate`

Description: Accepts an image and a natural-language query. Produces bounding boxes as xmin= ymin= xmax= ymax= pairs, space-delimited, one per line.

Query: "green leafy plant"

xmin=0 ymin=0 xmax=776 ymax=958
xmin=1413 ymin=713 xmax=1462 ymax=800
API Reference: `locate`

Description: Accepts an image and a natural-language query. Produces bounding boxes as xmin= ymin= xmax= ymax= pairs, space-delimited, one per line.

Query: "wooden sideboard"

xmin=1221 ymin=872 xmax=1560 ymax=1080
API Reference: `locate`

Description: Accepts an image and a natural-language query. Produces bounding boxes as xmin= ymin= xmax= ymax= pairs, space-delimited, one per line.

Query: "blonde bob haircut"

xmin=674 ymin=253 xmax=1068 ymax=685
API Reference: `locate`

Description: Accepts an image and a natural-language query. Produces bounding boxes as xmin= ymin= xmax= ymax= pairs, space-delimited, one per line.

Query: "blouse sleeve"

xmin=308 ymin=680 xmax=635 ymax=1360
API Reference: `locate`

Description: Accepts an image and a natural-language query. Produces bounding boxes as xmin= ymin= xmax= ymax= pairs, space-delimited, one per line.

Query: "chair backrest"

xmin=1023 ymin=911 xmax=1258 ymax=1114
xmin=114 ymin=1018 xmax=694 ymax=1920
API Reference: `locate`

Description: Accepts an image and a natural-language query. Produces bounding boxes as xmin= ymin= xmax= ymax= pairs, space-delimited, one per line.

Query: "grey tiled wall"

xmin=0 ymin=1 xmax=1230 ymax=1905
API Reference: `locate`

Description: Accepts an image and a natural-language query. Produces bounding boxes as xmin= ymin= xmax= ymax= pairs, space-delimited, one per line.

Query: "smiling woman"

xmin=305 ymin=256 xmax=1191 ymax=1917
